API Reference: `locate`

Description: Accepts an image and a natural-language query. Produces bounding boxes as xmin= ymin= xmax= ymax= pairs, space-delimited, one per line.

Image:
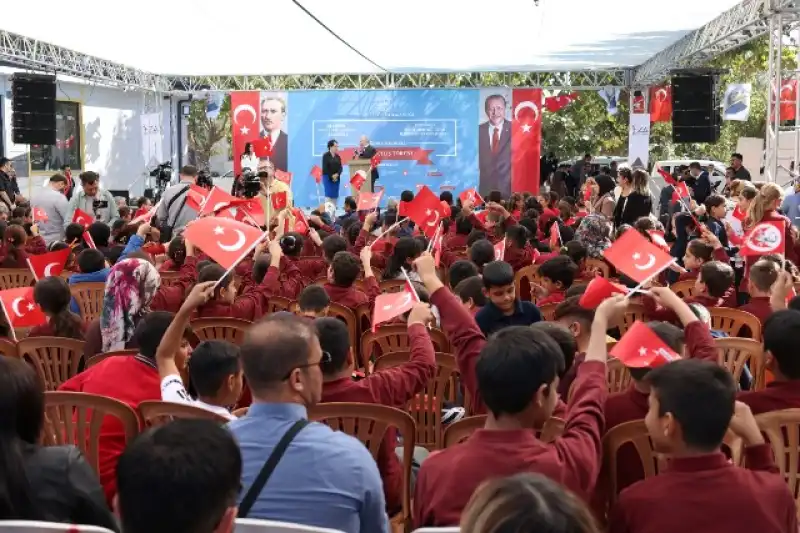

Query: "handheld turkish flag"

xmin=26 ymin=248 xmax=71 ymax=281
xmin=582 ymin=185 xmax=592 ymax=202
xmin=183 ymin=217 xmax=266 ymax=270
xmin=732 ymin=206 xmax=747 ymax=222
xmin=83 ymin=231 xmax=97 ymax=249
xmin=275 ymin=170 xmax=293 ymax=186
xmin=252 ymin=137 xmax=273 ymax=158
xmin=32 ymin=207 xmax=49 ymax=222
xmin=200 ymin=187 xmax=245 ymax=217
xmin=671 ymin=181 xmax=691 ymax=203
xmin=370 ymin=154 xmax=382 ymax=168
xmin=459 ymin=188 xmax=484 ymax=207
xmin=603 ymin=229 xmax=674 ymax=284
xmin=610 ymin=321 xmax=680 ymax=369
xmin=741 ymin=221 xmax=786 ymax=257
xmin=310 ymin=165 xmax=323 ymax=184
xmin=357 ymin=190 xmax=383 ymax=211
xmin=350 ymin=171 xmax=366 ymax=192
xmin=372 ymin=289 xmax=417 ymax=332
xmin=404 ymin=185 xmax=448 ymax=238
xmin=72 ymin=209 xmax=93 ymax=229
xmin=656 ymin=166 xmax=676 ymax=186
xmin=549 ymin=222 xmax=562 ymax=250
xmin=433 ymin=232 xmax=444 ymax=267
xmin=0 ymin=287 xmax=47 ymax=330
xmin=494 ymin=238 xmax=506 ymax=261
xmin=131 ymin=199 xmax=161 ymax=225
xmin=271 ymin=191 xmax=288 ymax=211
xmin=579 ymin=277 xmax=628 ymax=309
xmin=240 ymin=198 xmax=266 ymax=227
xmin=292 ymin=208 xmax=309 ymax=234
xmin=647 ymin=230 xmax=671 ymax=253
xmin=187 ymin=184 xmax=211 ymax=212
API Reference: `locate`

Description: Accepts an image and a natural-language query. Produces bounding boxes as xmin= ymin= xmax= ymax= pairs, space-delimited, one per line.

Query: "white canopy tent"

xmin=1 ymin=0 xmax=742 ymax=76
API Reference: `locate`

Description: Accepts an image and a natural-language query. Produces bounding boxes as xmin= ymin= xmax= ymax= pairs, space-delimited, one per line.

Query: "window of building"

xmin=29 ymin=101 xmax=81 ymax=172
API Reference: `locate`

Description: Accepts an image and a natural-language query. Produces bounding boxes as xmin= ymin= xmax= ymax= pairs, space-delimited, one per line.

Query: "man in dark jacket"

xmin=689 ymin=162 xmax=712 ymax=204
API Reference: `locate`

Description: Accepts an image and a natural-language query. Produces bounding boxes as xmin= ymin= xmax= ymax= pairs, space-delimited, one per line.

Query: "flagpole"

xmin=0 ymin=299 xmax=18 ymax=342
xmin=624 ymin=259 xmax=676 ymax=300
xmin=426 ymin=223 xmax=442 ymax=253
xmin=400 ymin=267 xmax=421 ymax=302
xmin=212 ymin=231 xmax=270 ymax=291
xmin=369 ymin=219 xmax=403 ymax=250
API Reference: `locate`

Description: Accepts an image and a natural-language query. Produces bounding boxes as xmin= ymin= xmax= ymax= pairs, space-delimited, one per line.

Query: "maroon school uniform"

xmin=28 ymin=320 xmax=88 ymax=339
xmin=643 ymin=294 xmax=722 ymax=325
xmin=274 ymin=256 xmax=306 ymax=300
xmin=504 ymin=245 xmax=536 ymax=272
xmin=738 ymin=296 xmax=772 ymax=335
xmin=738 ymin=380 xmax=800 ymax=414
xmin=412 ymin=361 xmax=607 ymax=528
xmin=288 ymin=255 xmax=327 ymax=280
xmin=537 ymin=290 xmax=566 ymax=307
xmin=608 ymin=445 xmax=796 ymax=533
xmin=323 ymin=277 xmax=380 ymax=309
xmin=558 ymin=352 xmax=586 ymax=401
xmin=322 ymin=324 xmax=435 ymax=514
xmin=194 ymin=266 xmax=281 ymax=321
xmin=601 ymin=386 xmax=650 ymax=499
xmin=444 ymin=233 xmax=469 ymax=250
xmin=25 ymin=236 xmax=46 ymax=255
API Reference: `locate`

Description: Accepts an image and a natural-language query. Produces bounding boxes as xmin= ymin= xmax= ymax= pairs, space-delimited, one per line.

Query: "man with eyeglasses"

xmin=228 ymin=314 xmax=389 ymax=533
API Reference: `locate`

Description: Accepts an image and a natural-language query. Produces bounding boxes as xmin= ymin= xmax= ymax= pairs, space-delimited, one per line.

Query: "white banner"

xmin=723 ymin=83 xmax=752 ymax=121
xmin=140 ymin=113 xmax=163 ymax=167
xmin=628 ymin=113 xmax=651 ymax=170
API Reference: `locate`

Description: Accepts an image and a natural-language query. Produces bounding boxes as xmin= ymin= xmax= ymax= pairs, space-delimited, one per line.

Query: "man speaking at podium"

xmin=354 ymin=135 xmax=379 ymax=189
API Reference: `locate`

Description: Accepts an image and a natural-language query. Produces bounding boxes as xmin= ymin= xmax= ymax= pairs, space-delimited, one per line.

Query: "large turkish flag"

xmin=230 ymin=92 xmax=261 ymax=176
xmin=511 ymin=89 xmax=542 ymax=194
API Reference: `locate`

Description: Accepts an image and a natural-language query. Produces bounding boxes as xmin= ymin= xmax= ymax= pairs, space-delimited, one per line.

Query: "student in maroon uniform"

xmin=533 ymin=256 xmax=578 ymax=306
xmin=608 ymin=360 xmax=796 ymax=533
xmin=739 ymin=259 xmax=779 ymax=328
xmin=553 ymin=296 xmax=594 ymax=399
xmin=297 ymin=285 xmax=330 ymax=320
xmin=644 ymin=261 xmax=734 ymax=324
xmin=454 ymin=276 xmax=486 ymax=316
xmin=322 ymin=248 xmax=380 ymax=310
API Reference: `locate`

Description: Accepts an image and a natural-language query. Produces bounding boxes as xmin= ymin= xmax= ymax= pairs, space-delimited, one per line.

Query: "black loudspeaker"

xmin=671 ymin=74 xmax=721 ymax=144
xmin=11 ymin=74 xmax=57 ymax=145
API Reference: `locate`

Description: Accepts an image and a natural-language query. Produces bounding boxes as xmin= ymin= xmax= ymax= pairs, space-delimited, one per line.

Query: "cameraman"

xmin=257 ymin=160 xmax=293 ymax=222
xmin=65 ymin=171 xmax=119 ymax=228
xmin=155 ymin=165 xmax=200 ymax=239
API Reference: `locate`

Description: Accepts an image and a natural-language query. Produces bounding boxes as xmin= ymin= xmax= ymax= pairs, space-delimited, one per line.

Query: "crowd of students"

xmin=0 ymin=161 xmax=800 ymax=533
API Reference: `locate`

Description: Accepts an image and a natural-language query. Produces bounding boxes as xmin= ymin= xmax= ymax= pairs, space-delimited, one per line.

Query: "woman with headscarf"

xmin=575 ymin=214 xmax=612 ymax=258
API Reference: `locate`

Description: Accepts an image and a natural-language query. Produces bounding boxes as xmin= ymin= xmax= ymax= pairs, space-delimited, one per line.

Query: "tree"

xmin=186 ymin=95 xmax=231 ymax=170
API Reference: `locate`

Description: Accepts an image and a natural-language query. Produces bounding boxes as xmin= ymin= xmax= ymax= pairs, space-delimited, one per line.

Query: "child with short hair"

xmin=739 ymin=259 xmax=780 ymax=327
xmin=323 ymin=248 xmax=380 ymax=309
xmin=475 ymin=261 xmax=542 ymax=336
xmin=454 ymin=276 xmax=486 ymax=315
xmin=298 ymin=285 xmax=331 ymax=319
xmin=644 ymin=261 xmax=735 ymax=324
xmin=534 ymin=256 xmax=578 ymax=306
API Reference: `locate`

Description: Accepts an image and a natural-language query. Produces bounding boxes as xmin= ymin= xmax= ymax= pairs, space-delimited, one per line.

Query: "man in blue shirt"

xmin=228 ymin=313 xmax=389 ymax=533
xmin=475 ymin=261 xmax=543 ymax=336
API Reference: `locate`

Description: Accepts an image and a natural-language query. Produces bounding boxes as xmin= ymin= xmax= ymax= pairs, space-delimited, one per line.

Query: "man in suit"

xmin=260 ymin=95 xmax=288 ymax=172
xmin=478 ymin=94 xmax=512 ymax=196
xmin=356 ymin=135 xmax=379 ymax=189
xmin=689 ymin=161 xmax=712 ymax=204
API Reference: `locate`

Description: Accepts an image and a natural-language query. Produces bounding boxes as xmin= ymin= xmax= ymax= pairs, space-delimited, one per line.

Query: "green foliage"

xmin=186 ymin=95 xmax=231 ymax=169
xmin=542 ymin=92 xmax=630 ymax=158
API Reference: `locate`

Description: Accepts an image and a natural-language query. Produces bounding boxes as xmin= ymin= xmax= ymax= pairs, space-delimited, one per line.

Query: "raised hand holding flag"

xmin=26 ymin=248 xmax=71 ymax=281
xmin=357 ymin=190 xmax=384 ymax=211
xmin=494 ymin=238 xmax=506 ymax=261
xmin=183 ymin=217 xmax=266 ymax=271
xmin=0 ymin=287 xmax=47 ymax=334
xmin=72 ymin=209 xmax=93 ymax=229
xmin=610 ymin=321 xmax=680 ymax=368
xmin=602 ymin=229 xmax=674 ymax=284
xmin=404 ymin=185 xmax=448 ymax=238
xmin=459 ymin=188 xmax=484 ymax=207
xmin=32 ymin=207 xmax=48 ymax=222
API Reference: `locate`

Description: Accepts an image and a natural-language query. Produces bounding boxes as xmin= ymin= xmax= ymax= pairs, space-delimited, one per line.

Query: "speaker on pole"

xmin=11 ymin=74 xmax=57 ymax=146
xmin=671 ymin=74 xmax=721 ymax=144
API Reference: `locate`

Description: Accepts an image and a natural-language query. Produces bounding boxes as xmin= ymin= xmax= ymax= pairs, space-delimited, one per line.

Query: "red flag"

xmin=740 ymin=221 xmax=786 ymax=257
xmin=732 ymin=205 xmax=747 ymax=222
xmin=72 ymin=209 xmax=93 ymax=229
xmin=433 ymin=232 xmax=444 ymax=267
xmin=372 ymin=289 xmax=417 ymax=331
xmin=494 ymin=238 xmax=506 ymax=261
xmin=781 ymin=80 xmax=797 ymax=121
xmin=239 ymin=198 xmax=266 ymax=227
xmin=602 ymin=229 xmax=674 ymax=284
xmin=187 ymin=184 xmax=211 ymax=211
xmin=370 ymin=154 xmax=382 ymax=168
xmin=671 ymin=181 xmax=690 ymax=202
xmin=656 ymin=166 xmax=676 ymax=186
xmin=271 ymin=191 xmax=288 ymax=211
xmin=647 ymin=230 xmax=670 ymax=253
xmin=310 ymin=165 xmax=323 ymax=184
xmin=610 ymin=321 xmax=680 ymax=368
xmin=252 ymin=137 xmax=273 ymax=158
xmin=350 ymin=171 xmax=366 ymax=192
xmin=357 ymin=190 xmax=383 ymax=211
xmin=32 ymin=206 xmax=49 ymax=222
xmin=543 ymin=92 xmax=578 ymax=113
xmin=511 ymin=88 xmax=543 ymax=195
xmin=549 ymin=222 xmax=561 ymax=250
xmin=183 ymin=217 xmax=265 ymax=270
xmin=275 ymin=169 xmax=293 ymax=186
xmin=403 ymin=186 xmax=448 ymax=238
xmin=459 ymin=188 xmax=484 ymax=207
xmin=292 ymin=208 xmax=309 ymax=234
xmin=83 ymin=231 xmax=96 ymax=249
xmin=26 ymin=248 xmax=71 ymax=281
xmin=0 ymin=287 xmax=46 ymax=328
xmin=132 ymin=207 xmax=150 ymax=220
xmin=230 ymin=92 xmax=261 ymax=176
xmin=579 ymin=277 xmax=628 ymax=309
xmin=649 ymin=85 xmax=672 ymax=123
xmin=200 ymin=186 xmax=246 ymax=216
xmin=582 ymin=185 xmax=592 ymax=202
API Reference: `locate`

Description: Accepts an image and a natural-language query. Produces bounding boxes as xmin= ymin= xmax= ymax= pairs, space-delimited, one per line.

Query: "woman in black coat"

xmin=613 ymin=167 xmax=653 ymax=228
xmin=321 ymin=139 xmax=343 ymax=204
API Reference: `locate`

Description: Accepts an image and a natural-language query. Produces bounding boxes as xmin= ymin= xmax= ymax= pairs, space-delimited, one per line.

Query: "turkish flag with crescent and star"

xmin=579 ymin=276 xmax=629 ymax=309
xmin=511 ymin=88 xmax=542 ymax=195
xmin=610 ymin=321 xmax=680 ymax=369
xmin=459 ymin=188 xmax=484 ymax=207
xmin=183 ymin=217 xmax=265 ymax=270
xmin=32 ymin=206 xmax=48 ymax=222
xmin=649 ymin=85 xmax=672 ymax=123
xmin=403 ymin=185 xmax=448 ymax=238
xmin=186 ymin=184 xmax=211 ymax=212
xmin=372 ymin=288 xmax=417 ymax=332
xmin=494 ymin=238 xmax=506 ymax=261
xmin=350 ymin=171 xmax=366 ymax=192
xmin=603 ymin=229 xmax=674 ymax=284
xmin=655 ymin=166 xmax=676 ymax=186
xmin=26 ymin=248 xmax=71 ymax=281
xmin=741 ymin=221 xmax=786 ymax=257
xmin=199 ymin=187 xmax=246 ymax=217
xmin=357 ymin=190 xmax=383 ymax=211
xmin=271 ymin=191 xmax=288 ymax=211
xmin=0 ymin=287 xmax=46 ymax=328
xmin=310 ymin=165 xmax=323 ymax=184
xmin=252 ymin=137 xmax=272 ymax=158
xmin=671 ymin=181 xmax=691 ymax=203
xmin=72 ymin=209 xmax=93 ymax=229
xmin=230 ymin=91 xmax=261 ymax=176
xmin=781 ymin=80 xmax=798 ymax=121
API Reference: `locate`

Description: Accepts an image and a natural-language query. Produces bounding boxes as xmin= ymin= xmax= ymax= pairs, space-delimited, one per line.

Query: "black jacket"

xmin=322 ymin=151 xmax=343 ymax=178
xmin=613 ymin=191 xmax=652 ymax=228
xmin=358 ymin=145 xmax=379 ymax=184
xmin=20 ymin=444 xmax=119 ymax=531
xmin=692 ymin=171 xmax=712 ymax=205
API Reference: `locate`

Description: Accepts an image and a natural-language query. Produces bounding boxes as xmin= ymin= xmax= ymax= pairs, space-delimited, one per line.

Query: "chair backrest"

xmin=601 ymin=420 xmax=664 ymax=508
xmin=42 ymin=391 xmax=139 ymax=474
xmin=190 ymin=317 xmax=253 ymax=346
xmin=756 ymin=408 xmax=800 ymax=514
xmin=0 ymin=521 xmax=116 ymax=532
xmin=537 ymin=303 xmax=558 ymax=321
xmin=379 ymin=279 xmax=408 ymax=294
xmin=266 ymin=296 xmax=293 ymax=314
xmin=138 ymin=400 xmax=231 ymax=426
xmin=325 ymin=303 xmax=359 ymax=349
xmin=607 ymin=358 xmax=633 ymax=394
xmin=670 ymin=278 xmax=698 ymax=299
xmin=715 ymin=337 xmax=766 ymax=390
xmin=710 ymin=307 xmax=763 ymax=339
xmin=235 ymin=518 xmax=345 ymax=532
xmin=514 ymin=264 xmax=539 ymax=302
xmin=617 ymin=303 xmax=646 ymax=335
xmin=69 ymin=282 xmax=106 ymax=322
xmin=85 ymin=349 xmax=138 ymax=369
xmin=585 ymin=258 xmax=611 ymax=278
xmin=373 ymin=351 xmax=458 ymax=449
xmin=360 ymin=324 xmax=449 ymax=373
xmin=0 ymin=268 xmax=34 ymax=290
xmin=0 ymin=337 xmax=18 ymax=358
xmin=159 ymin=270 xmax=183 ymax=287
xmin=308 ymin=402 xmax=415 ymax=531
xmin=18 ymin=336 xmax=86 ymax=391
xmin=443 ymin=415 xmax=487 ymax=448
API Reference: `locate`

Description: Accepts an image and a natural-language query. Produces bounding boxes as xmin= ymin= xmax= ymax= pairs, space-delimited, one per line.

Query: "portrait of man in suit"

xmin=260 ymin=94 xmax=288 ymax=172
xmin=478 ymin=93 xmax=512 ymax=197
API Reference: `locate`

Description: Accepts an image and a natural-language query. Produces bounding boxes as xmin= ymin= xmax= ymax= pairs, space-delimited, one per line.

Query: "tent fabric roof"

xmin=2 ymin=0 xmax=742 ymax=76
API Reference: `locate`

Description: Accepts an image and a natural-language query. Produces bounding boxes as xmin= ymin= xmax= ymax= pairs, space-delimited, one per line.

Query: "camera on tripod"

xmin=149 ymin=162 xmax=173 ymax=183
xmin=242 ymin=168 xmax=262 ymax=198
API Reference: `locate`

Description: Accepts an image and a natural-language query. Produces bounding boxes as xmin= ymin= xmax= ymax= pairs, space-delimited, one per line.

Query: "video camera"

xmin=149 ymin=162 xmax=173 ymax=183
xmin=242 ymin=168 xmax=262 ymax=198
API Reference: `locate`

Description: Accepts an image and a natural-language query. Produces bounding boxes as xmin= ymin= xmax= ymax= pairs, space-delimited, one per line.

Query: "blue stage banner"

xmin=288 ymin=89 xmax=479 ymax=207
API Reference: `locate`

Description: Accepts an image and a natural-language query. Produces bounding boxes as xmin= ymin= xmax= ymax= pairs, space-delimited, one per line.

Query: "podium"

xmin=347 ymin=158 xmax=373 ymax=193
